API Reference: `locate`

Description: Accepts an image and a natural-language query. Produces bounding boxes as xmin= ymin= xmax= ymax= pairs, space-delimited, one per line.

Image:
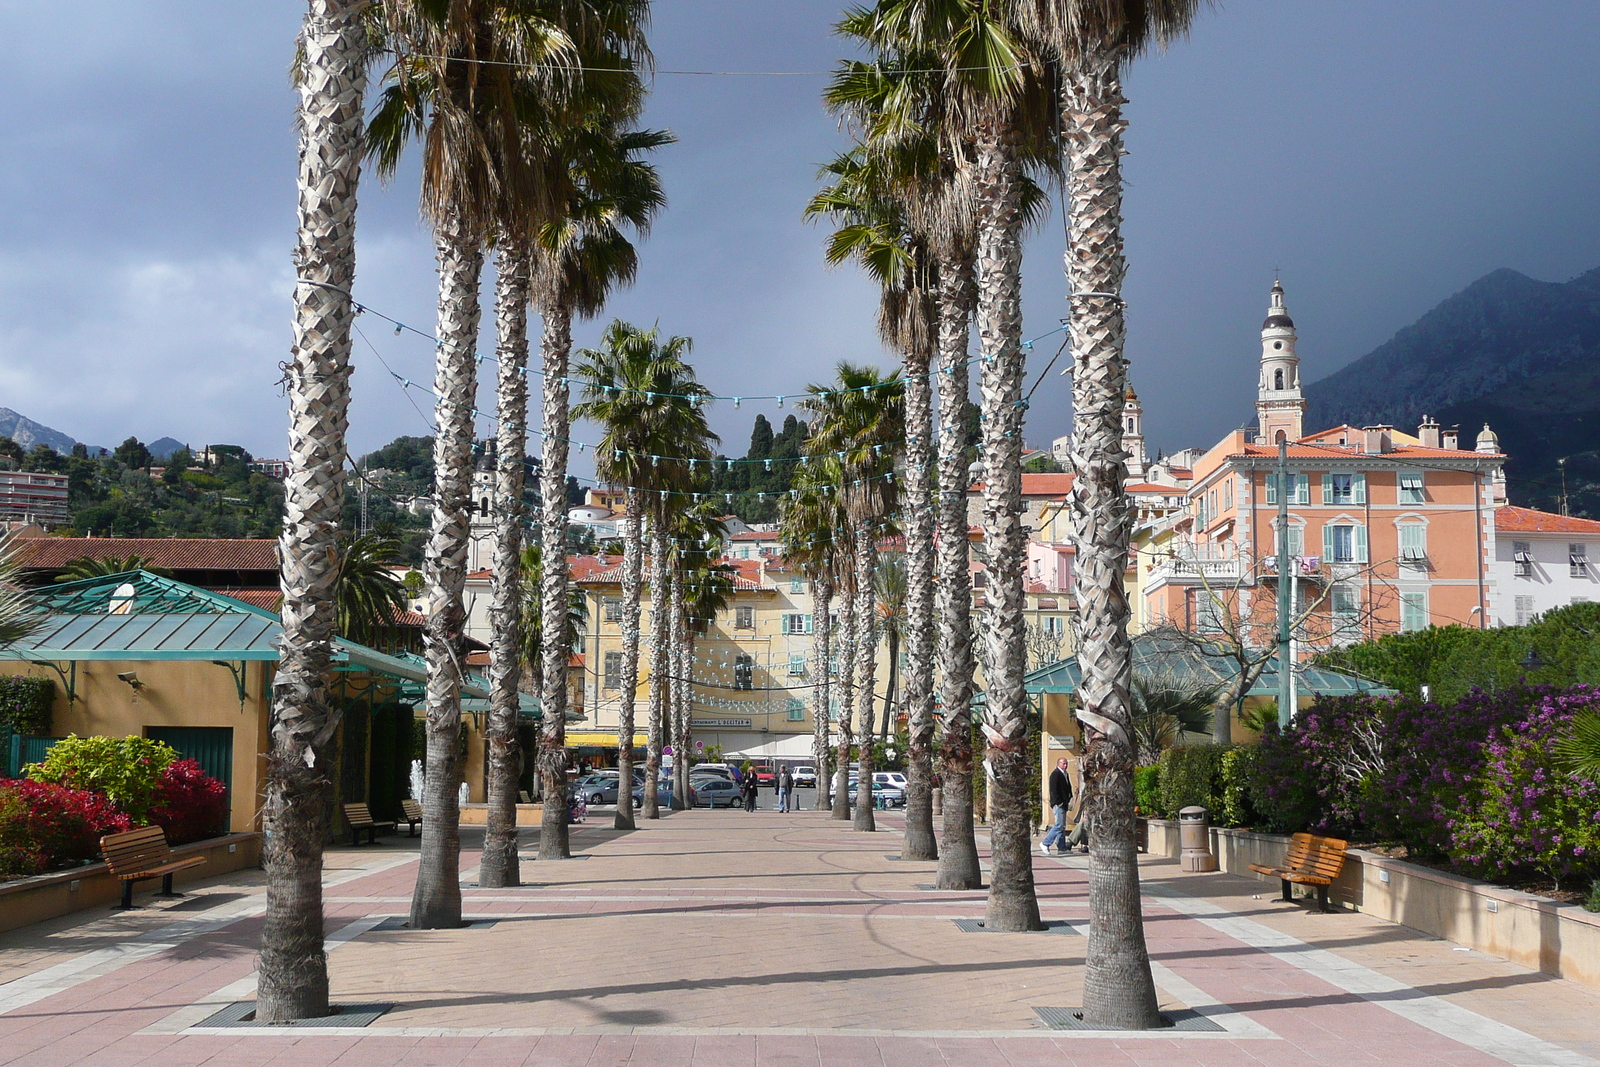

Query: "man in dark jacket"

xmin=1040 ymin=757 xmax=1072 ymax=854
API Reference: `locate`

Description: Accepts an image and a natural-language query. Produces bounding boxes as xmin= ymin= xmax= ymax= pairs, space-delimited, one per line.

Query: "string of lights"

xmin=390 ymin=51 xmax=1034 ymax=79
xmin=350 ymin=296 xmax=1065 ymax=407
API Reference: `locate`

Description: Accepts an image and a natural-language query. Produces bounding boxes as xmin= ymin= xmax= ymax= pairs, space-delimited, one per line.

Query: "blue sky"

xmin=1 ymin=1 xmax=1596 ymax=467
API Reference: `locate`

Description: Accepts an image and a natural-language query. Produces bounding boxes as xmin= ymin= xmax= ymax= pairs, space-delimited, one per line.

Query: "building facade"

xmin=1491 ymin=506 xmax=1600 ymax=625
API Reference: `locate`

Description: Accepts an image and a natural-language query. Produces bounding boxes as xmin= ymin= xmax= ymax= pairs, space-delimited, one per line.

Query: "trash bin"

xmin=1179 ymin=805 xmax=1217 ymax=872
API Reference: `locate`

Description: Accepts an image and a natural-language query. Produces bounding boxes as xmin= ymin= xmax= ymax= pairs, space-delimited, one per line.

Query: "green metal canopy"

xmin=1005 ymin=631 xmax=1394 ymax=700
xmin=1 ymin=571 xmax=499 ymax=703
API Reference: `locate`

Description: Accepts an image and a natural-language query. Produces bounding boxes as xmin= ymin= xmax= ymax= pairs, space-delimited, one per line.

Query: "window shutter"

xmin=1264 ymin=475 xmax=1277 ymax=505
xmin=805 ymin=613 xmax=814 ymax=634
xmin=1295 ymin=473 xmax=1309 ymax=504
xmin=1287 ymin=524 xmax=1303 ymax=557
xmin=1353 ymin=473 xmax=1367 ymax=504
xmin=1322 ymin=522 xmax=1335 ymax=560
xmin=1321 ymin=473 xmax=1333 ymax=504
xmin=1354 ymin=524 xmax=1368 ymax=563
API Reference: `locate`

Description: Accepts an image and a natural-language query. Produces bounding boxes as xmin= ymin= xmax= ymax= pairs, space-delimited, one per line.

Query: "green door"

xmin=146 ymin=726 xmax=234 ymax=799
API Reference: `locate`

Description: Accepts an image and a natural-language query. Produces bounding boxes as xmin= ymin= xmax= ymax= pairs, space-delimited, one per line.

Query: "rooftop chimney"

xmin=1417 ymin=415 xmax=1441 ymax=449
xmin=1362 ymin=425 xmax=1393 ymax=454
xmin=1442 ymin=427 xmax=1459 ymax=450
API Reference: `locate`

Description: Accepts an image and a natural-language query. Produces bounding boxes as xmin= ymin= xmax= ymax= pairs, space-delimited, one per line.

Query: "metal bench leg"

xmin=118 ymin=881 xmax=135 ymax=909
xmin=1317 ymin=885 xmax=1330 ymax=913
xmin=351 ymin=827 xmax=361 ymax=847
xmin=1280 ymin=879 xmax=1293 ymax=903
xmin=157 ymin=873 xmax=182 ymax=899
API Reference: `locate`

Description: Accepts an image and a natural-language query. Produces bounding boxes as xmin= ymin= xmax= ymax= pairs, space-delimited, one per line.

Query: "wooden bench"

xmin=342 ymin=802 xmax=395 ymax=846
xmin=519 ymin=790 xmax=533 ymax=804
xmin=1249 ymin=832 xmax=1348 ymax=912
xmin=99 ymin=826 xmax=207 ymax=909
xmin=400 ymin=799 xmax=422 ymax=836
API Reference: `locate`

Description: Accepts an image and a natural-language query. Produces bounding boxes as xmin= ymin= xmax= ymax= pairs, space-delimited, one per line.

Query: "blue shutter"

xmin=1354 ymin=524 xmax=1368 ymax=563
xmin=1264 ymin=475 xmax=1277 ymax=505
xmin=1322 ymin=522 xmax=1335 ymax=561
xmin=1321 ymin=473 xmax=1333 ymax=504
xmin=1295 ymin=474 xmax=1309 ymax=504
xmin=1353 ymin=473 xmax=1367 ymax=504
xmin=805 ymin=613 xmax=814 ymax=634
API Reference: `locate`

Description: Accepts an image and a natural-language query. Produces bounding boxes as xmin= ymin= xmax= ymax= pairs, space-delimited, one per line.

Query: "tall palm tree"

xmin=259 ymin=0 xmax=369 ymax=1023
xmin=368 ymin=0 xmax=573 ymax=930
xmin=532 ymin=117 xmax=664 ymax=855
xmin=572 ymin=322 xmax=715 ymax=826
xmin=781 ymin=468 xmax=842 ymax=812
xmin=518 ymin=542 xmax=587 ymax=686
xmin=803 ymin=363 xmax=904 ymax=832
xmin=333 ymin=533 xmax=408 ymax=648
xmin=873 ymin=553 xmax=907 ymax=742
xmin=1018 ymin=0 xmax=1205 ymax=1026
xmin=804 ymin=142 xmax=939 ymax=855
xmin=670 ymin=500 xmax=728 ymax=804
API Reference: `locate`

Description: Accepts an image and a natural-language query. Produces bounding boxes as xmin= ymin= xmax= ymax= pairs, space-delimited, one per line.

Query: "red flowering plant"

xmin=0 ymin=779 xmax=133 ymax=877
xmin=149 ymin=759 xmax=228 ymax=845
xmin=1449 ymin=687 xmax=1600 ymax=891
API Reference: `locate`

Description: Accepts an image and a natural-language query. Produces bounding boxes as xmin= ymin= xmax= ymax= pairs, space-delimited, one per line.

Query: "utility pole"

xmin=1558 ymin=457 xmax=1569 ymax=517
xmin=1276 ymin=438 xmax=1293 ymax=729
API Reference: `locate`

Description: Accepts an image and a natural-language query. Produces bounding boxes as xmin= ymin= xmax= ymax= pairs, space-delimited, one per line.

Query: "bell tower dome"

xmin=1256 ymin=278 xmax=1305 ymax=444
xmin=1121 ymin=383 xmax=1147 ymax=479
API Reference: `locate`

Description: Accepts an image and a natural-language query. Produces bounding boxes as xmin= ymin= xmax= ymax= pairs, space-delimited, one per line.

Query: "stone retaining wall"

xmin=1142 ymin=818 xmax=1600 ymax=990
xmin=0 ymin=832 xmax=261 ymax=933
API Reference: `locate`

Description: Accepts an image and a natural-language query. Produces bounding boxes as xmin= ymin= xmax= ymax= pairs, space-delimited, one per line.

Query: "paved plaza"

xmin=1 ymin=807 xmax=1597 ymax=1066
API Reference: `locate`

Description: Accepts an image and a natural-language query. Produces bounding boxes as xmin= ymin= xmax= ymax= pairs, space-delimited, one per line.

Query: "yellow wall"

xmin=0 ymin=659 xmax=270 ymax=833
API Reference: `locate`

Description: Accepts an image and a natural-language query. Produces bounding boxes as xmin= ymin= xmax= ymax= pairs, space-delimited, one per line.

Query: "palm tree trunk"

xmin=410 ymin=212 xmax=482 ymax=930
xmin=680 ymin=628 xmax=697 ymax=801
xmin=879 ymin=626 xmax=898 ymax=743
xmin=537 ymin=305 xmax=574 ymax=860
xmin=851 ymin=525 xmax=877 ymax=832
xmin=812 ymin=581 xmax=833 ymax=811
xmin=642 ymin=512 xmax=670 ymax=819
xmin=971 ymin=119 xmax=1042 ymax=933
xmin=257 ymin=0 xmax=366 ymax=1021
xmin=1064 ymin=52 xmax=1161 ymax=1029
xmin=481 ymin=243 xmax=529 ymax=889
xmin=668 ymin=566 xmax=689 ymax=810
xmin=902 ymin=330 xmax=938 ymax=859
xmin=934 ymin=244 xmax=981 ymax=891
xmin=614 ymin=490 xmax=643 ymax=830
xmin=831 ymin=578 xmax=855 ymax=821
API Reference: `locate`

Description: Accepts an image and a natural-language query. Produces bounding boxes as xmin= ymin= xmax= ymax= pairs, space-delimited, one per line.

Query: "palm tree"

xmin=803 ymin=363 xmax=904 ymax=832
xmin=258 ymin=0 xmax=369 ymax=1022
xmin=333 ymin=533 xmax=408 ymax=648
xmin=532 ymin=117 xmax=664 ymax=855
xmin=1129 ymin=679 xmax=1216 ymax=765
xmin=572 ymin=322 xmax=715 ymax=826
xmin=0 ymin=545 xmax=43 ymax=648
xmin=781 ymin=468 xmax=842 ymax=812
xmin=518 ymin=543 xmax=587 ymax=682
xmin=670 ymin=500 xmax=728 ymax=804
xmin=1017 ymin=0 xmax=1205 ymax=1026
xmin=873 ymin=554 xmax=907 ymax=742
xmin=368 ymin=0 xmax=573 ymax=931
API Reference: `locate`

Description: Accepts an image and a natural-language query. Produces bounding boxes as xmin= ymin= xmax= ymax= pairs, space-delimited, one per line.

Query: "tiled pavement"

xmin=2 ymin=808 xmax=1597 ymax=1066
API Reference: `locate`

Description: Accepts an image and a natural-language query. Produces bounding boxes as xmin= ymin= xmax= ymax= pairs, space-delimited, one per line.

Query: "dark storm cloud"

xmin=1 ymin=1 xmax=1596 ymax=464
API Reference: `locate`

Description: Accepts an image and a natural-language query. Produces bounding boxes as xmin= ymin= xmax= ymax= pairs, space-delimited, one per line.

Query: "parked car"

xmin=584 ymin=771 xmax=644 ymax=805
xmin=690 ymin=764 xmax=734 ymax=782
xmin=874 ymin=771 xmax=907 ymax=791
xmin=847 ymin=778 xmax=906 ymax=808
xmin=632 ymin=780 xmax=694 ymax=808
xmin=792 ymin=765 xmax=818 ymax=788
xmin=691 ymin=778 xmax=742 ymax=808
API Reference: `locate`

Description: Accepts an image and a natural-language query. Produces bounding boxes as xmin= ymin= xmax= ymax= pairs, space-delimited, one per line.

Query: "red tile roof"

xmin=14 ymin=537 xmax=278 ymax=571
xmin=1231 ymin=442 xmax=1497 ymax=460
xmin=1494 ymin=505 xmax=1600 ymax=535
xmin=968 ymin=473 xmax=1076 ymax=495
xmin=216 ymin=588 xmax=282 ymax=611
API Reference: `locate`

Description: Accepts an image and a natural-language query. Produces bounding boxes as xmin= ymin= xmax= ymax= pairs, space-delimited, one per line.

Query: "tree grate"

xmin=914 ymin=884 xmax=987 ymax=891
xmin=952 ymin=919 xmax=1080 ymax=934
xmin=1033 ymin=1007 xmax=1224 ymax=1032
xmin=197 ymin=1002 xmax=393 ymax=1028
xmin=367 ymin=917 xmax=499 ymax=932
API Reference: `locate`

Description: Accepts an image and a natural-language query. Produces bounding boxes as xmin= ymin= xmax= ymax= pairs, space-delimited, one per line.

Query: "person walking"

xmin=777 ymin=766 xmax=793 ymax=812
xmin=742 ymin=771 xmax=759 ymax=813
xmin=1040 ymin=757 xmax=1072 ymax=855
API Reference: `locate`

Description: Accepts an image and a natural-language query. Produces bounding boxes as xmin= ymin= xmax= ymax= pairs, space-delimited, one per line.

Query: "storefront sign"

xmin=692 ymin=717 xmax=753 ymax=729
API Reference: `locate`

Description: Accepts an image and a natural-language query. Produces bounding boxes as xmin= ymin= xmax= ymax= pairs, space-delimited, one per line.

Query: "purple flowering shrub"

xmin=1251 ymin=696 xmax=1391 ymax=837
xmin=1449 ymin=688 xmax=1600 ymax=889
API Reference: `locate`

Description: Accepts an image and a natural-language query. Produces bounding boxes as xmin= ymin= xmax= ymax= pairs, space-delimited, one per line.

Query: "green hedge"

xmin=1156 ymin=744 xmax=1229 ymax=818
xmin=1133 ymin=765 xmax=1160 ymax=816
xmin=0 ymin=676 xmax=54 ymax=737
xmin=1149 ymin=743 xmax=1271 ymax=830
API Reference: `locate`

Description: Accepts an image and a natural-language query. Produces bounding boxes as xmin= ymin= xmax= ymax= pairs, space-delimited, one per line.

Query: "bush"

xmin=0 ymin=779 xmax=132 ymax=877
xmin=1157 ymin=744 xmax=1229 ymax=820
xmin=1248 ymin=721 xmax=1324 ymax=834
xmin=1450 ymin=688 xmax=1600 ymax=890
xmin=1133 ymin=765 xmax=1160 ymax=816
xmin=1219 ymin=746 xmax=1260 ymax=828
xmin=149 ymin=759 xmax=228 ymax=844
xmin=1586 ymin=880 xmax=1600 ymax=914
xmin=25 ymin=735 xmax=176 ymax=821
xmin=0 ymin=676 xmax=54 ymax=736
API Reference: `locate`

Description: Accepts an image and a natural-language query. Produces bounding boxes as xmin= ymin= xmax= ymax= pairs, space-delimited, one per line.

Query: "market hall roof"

xmin=1006 ymin=631 xmax=1395 ymax=699
xmin=12 ymin=537 xmax=279 ymax=574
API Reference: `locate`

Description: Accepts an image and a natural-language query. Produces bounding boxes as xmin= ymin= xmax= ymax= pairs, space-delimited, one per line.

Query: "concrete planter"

xmin=0 ymin=832 xmax=261 ymax=934
xmin=1142 ymin=818 xmax=1600 ymax=990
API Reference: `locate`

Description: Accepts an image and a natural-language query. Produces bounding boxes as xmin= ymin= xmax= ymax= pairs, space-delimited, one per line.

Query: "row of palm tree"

xmin=802 ymin=0 xmax=1205 ymax=1028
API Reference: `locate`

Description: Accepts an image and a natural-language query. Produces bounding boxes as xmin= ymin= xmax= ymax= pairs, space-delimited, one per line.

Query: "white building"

xmin=1491 ymin=506 xmax=1600 ymax=626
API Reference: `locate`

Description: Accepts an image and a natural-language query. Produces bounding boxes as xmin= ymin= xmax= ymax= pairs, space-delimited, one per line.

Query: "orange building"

xmin=1140 ymin=281 xmax=1505 ymax=654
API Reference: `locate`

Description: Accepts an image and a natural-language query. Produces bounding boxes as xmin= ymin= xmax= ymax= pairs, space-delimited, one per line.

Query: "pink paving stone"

xmin=928 ymin=1036 xmax=1008 ymax=1067
xmin=751 ymin=1034 xmax=821 ymax=1067
xmin=522 ymin=1033 xmax=602 ymax=1066
xmin=585 ymin=1033 xmax=644 ymax=1067
xmin=810 ymin=1034 xmax=884 ymax=1067
xmin=689 ymin=1033 xmax=760 ymax=1067
xmin=627 ymin=1033 xmax=700 ymax=1067
xmin=327 ymin=1036 xmax=424 ymax=1066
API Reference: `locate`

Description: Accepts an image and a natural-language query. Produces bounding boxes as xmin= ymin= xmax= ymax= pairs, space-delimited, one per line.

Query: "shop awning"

xmin=563 ymin=730 xmax=648 ymax=748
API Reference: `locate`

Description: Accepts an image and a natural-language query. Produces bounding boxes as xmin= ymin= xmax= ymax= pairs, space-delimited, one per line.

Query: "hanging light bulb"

xmin=393 ymin=323 xmax=403 ymax=336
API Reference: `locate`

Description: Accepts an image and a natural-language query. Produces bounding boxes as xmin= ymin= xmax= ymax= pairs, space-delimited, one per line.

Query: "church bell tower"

xmin=1256 ymin=278 xmax=1305 ymax=444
